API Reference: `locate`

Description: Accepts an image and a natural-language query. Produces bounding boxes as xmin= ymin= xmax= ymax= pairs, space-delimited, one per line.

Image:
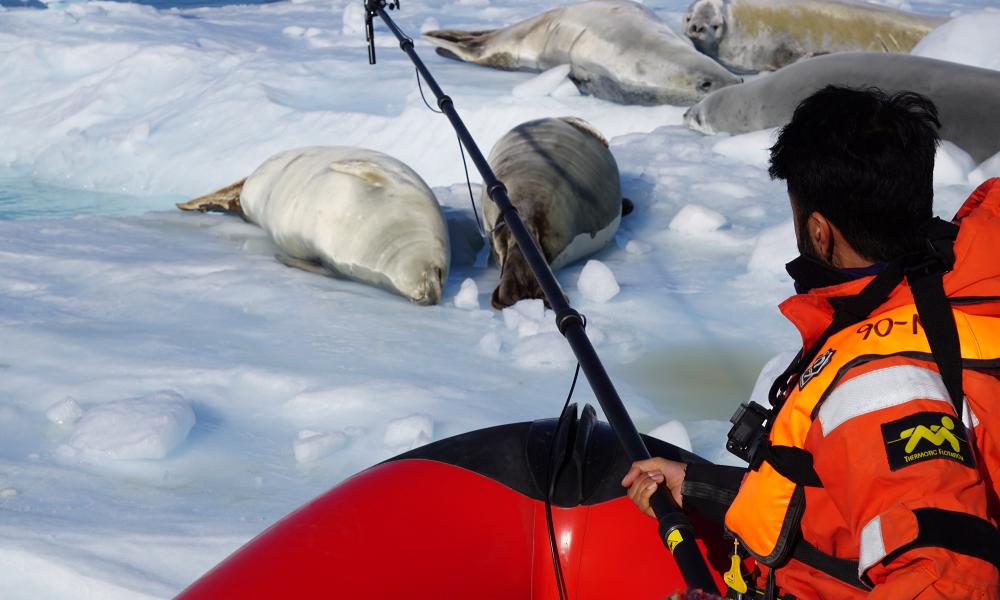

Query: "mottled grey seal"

xmin=177 ymin=147 xmax=450 ymax=305
xmin=684 ymin=53 xmax=1000 ymax=163
xmin=683 ymin=0 xmax=945 ymax=73
xmin=483 ymin=117 xmax=621 ymax=309
xmin=423 ymin=0 xmax=740 ymax=106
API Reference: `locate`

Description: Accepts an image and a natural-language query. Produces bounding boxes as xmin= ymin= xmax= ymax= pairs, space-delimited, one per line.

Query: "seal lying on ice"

xmin=684 ymin=53 xmax=1000 ymax=163
xmin=423 ymin=0 xmax=740 ymax=106
xmin=177 ymin=147 xmax=450 ymax=305
xmin=483 ymin=117 xmax=622 ymax=309
xmin=683 ymin=0 xmax=946 ymax=73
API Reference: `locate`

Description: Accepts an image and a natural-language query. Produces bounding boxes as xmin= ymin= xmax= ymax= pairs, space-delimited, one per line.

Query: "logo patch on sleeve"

xmin=881 ymin=411 xmax=975 ymax=471
xmin=798 ymin=348 xmax=835 ymax=390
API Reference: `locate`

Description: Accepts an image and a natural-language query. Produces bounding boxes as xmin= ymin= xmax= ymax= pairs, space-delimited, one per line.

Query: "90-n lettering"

xmin=857 ymin=315 xmax=922 ymax=340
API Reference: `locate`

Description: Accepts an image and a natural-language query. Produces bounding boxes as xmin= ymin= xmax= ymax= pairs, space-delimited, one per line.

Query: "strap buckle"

xmin=903 ymin=217 xmax=959 ymax=280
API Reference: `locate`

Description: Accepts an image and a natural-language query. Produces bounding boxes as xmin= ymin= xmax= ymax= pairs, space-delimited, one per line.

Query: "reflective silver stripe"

xmin=818 ymin=365 xmax=959 ymax=436
xmin=859 ymin=515 xmax=886 ymax=577
xmin=965 ymin=399 xmax=980 ymax=429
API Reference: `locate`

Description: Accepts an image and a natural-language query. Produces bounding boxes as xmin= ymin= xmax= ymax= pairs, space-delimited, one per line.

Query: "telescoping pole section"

xmin=364 ymin=0 xmax=717 ymax=592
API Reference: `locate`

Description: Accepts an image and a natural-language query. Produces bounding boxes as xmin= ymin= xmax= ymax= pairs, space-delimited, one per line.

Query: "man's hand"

xmin=621 ymin=458 xmax=687 ymax=518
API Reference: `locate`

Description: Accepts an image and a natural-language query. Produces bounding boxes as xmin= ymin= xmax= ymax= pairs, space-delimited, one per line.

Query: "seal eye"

xmin=698 ymin=79 xmax=714 ymax=92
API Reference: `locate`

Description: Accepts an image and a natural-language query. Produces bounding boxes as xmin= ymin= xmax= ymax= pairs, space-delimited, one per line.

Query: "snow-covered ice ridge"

xmin=1 ymin=0 xmax=999 ymax=596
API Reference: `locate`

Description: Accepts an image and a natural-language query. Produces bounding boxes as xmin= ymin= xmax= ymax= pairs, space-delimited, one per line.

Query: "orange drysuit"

xmin=720 ymin=179 xmax=1000 ymax=598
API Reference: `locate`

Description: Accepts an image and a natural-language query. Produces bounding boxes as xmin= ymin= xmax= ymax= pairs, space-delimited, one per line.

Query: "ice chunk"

xmin=503 ymin=299 xmax=546 ymax=330
xmin=66 ymin=391 xmax=195 ymax=460
xmin=668 ymin=204 xmax=728 ymax=233
xmin=293 ymin=430 xmax=347 ymax=463
xmin=912 ymin=12 xmax=1000 ymax=72
xmin=933 ymin=141 xmax=977 ymax=187
xmin=384 ymin=415 xmax=434 ymax=450
xmin=0 ymin=488 xmax=17 ymax=498
xmin=578 ymin=260 xmax=620 ymax=303
xmin=454 ymin=278 xmax=480 ymax=310
xmin=45 ymin=398 xmax=83 ymax=425
xmin=512 ymin=65 xmax=572 ymax=98
xmin=647 ymin=420 xmax=692 ymax=452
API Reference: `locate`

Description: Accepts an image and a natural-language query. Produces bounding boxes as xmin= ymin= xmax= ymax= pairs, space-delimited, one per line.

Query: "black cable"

xmin=545 ymin=362 xmax=581 ymax=600
xmin=414 ymin=67 xmax=487 ymax=238
xmin=415 ymin=67 xmax=443 ymax=114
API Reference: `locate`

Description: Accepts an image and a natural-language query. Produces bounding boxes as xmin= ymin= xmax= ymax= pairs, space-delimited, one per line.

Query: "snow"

xmin=972 ymin=151 xmax=1000 ymax=181
xmin=712 ymin=129 xmax=778 ymax=169
xmin=747 ymin=351 xmax=798 ymax=407
xmin=746 ymin=220 xmax=797 ymax=281
xmin=912 ymin=11 xmax=1000 ymax=72
xmin=647 ymin=420 xmax=692 ymax=452
xmin=933 ymin=140 xmax=978 ymax=187
xmin=477 ymin=331 xmax=503 ymax=356
xmin=341 ymin=2 xmax=365 ymax=35
xmin=577 ymin=259 xmax=621 ymax=303
xmin=0 ymin=0 xmax=994 ymax=595
xmin=293 ymin=429 xmax=348 ymax=462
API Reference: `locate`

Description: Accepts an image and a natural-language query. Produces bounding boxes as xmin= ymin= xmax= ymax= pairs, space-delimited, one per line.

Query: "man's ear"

xmin=806 ymin=212 xmax=835 ymax=263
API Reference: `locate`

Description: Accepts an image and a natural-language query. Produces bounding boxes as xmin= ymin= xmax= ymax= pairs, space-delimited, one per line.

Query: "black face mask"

xmin=786 ymin=254 xmax=886 ymax=294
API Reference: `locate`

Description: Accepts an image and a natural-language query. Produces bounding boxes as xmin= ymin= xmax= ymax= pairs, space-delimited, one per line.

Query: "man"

xmin=623 ymin=86 xmax=1000 ymax=598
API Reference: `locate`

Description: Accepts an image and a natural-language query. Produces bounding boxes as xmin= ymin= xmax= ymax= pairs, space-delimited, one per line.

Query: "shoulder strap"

xmin=903 ymin=218 xmax=964 ymax=415
xmin=792 ymin=538 xmax=866 ymax=590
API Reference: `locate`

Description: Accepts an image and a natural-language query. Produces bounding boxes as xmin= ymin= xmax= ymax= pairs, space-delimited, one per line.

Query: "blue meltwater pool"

xmin=0 ymin=173 xmax=180 ymax=220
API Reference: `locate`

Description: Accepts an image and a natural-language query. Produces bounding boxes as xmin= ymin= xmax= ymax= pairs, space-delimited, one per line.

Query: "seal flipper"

xmin=177 ymin=179 xmax=246 ymax=217
xmin=422 ymin=29 xmax=497 ymax=64
xmin=491 ymin=243 xmax=548 ymax=310
xmin=275 ymin=254 xmax=341 ymax=278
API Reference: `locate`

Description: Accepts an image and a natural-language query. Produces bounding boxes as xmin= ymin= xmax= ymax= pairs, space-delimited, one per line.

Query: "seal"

xmin=177 ymin=147 xmax=450 ymax=305
xmin=483 ymin=117 xmax=622 ymax=309
xmin=684 ymin=53 xmax=1000 ymax=163
xmin=422 ymin=0 xmax=740 ymax=106
xmin=683 ymin=0 xmax=946 ymax=73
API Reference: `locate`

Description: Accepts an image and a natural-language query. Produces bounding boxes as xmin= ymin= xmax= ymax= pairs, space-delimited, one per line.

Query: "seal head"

xmin=684 ymin=0 xmax=727 ymax=58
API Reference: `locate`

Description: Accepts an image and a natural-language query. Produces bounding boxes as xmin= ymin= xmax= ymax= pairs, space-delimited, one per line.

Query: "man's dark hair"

xmin=769 ymin=85 xmax=941 ymax=262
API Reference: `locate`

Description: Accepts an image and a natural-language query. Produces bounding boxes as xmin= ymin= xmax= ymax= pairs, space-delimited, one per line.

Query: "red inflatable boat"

xmin=178 ymin=404 xmax=729 ymax=598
